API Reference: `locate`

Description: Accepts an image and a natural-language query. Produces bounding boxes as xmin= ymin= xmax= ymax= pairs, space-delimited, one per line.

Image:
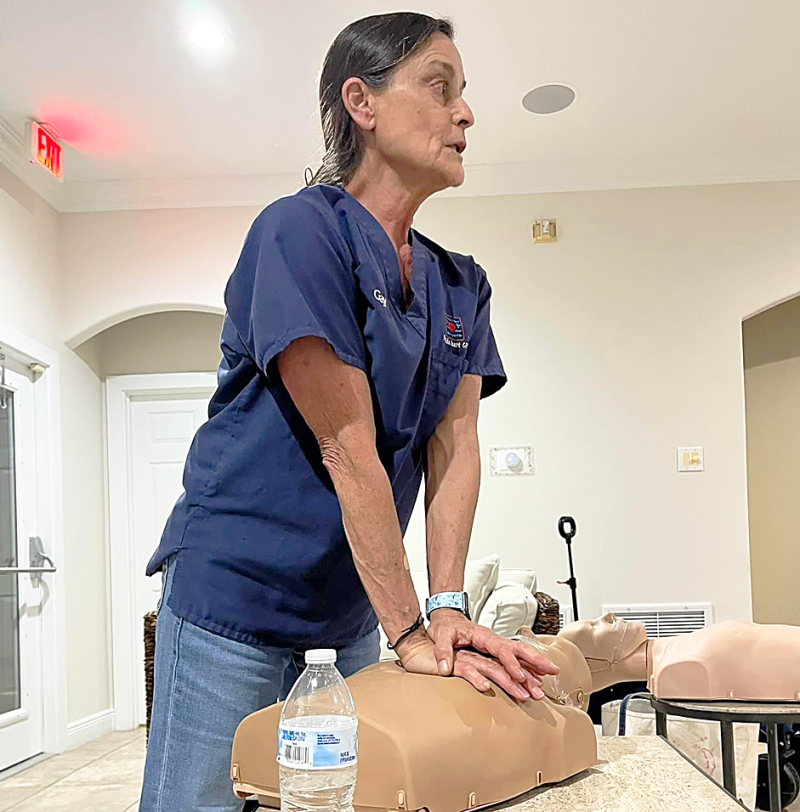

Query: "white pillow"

xmin=478 ymin=581 xmax=539 ymax=638
xmin=464 ymin=554 xmax=501 ymax=621
xmin=497 ymin=568 xmax=537 ymax=593
xmin=378 ymin=626 xmax=398 ymax=661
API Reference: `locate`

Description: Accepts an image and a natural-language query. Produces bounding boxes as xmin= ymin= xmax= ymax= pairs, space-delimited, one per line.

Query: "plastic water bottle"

xmin=278 ymin=649 xmax=358 ymax=812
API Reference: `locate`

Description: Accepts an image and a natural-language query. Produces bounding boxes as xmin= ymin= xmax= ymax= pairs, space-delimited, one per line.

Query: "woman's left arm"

xmin=424 ymin=374 xmax=481 ymax=601
xmin=424 ymin=374 xmax=556 ymax=696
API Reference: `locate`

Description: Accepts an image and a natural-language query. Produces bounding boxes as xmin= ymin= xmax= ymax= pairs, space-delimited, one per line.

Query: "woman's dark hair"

xmin=305 ymin=12 xmax=454 ymax=188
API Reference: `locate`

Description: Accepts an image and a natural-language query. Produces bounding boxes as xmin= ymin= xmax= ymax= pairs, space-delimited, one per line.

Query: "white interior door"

xmin=129 ymin=392 xmax=212 ymax=726
xmin=0 ymin=367 xmax=45 ymax=771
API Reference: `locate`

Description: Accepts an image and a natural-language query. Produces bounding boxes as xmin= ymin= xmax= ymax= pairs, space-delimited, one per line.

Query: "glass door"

xmin=0 ymin=364 xmax=44 ymax=771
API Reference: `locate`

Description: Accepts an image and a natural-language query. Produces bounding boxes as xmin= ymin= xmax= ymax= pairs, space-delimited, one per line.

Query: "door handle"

xmin=29 ymin=536 xmax=56 ymax=570
xmin=0 ymin=566 xmax=57 ymax=574
xmin=0 ymin=537 xmax=59 ymax=580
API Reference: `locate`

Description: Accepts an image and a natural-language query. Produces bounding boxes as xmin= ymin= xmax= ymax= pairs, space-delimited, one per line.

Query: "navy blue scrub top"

xmin=146 ymin=183 xmax=507 ymax=649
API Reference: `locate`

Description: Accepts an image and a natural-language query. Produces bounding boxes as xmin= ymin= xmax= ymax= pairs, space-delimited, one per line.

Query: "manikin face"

xmin=558 ymin=612 xmax=647 ymax=662
xmin=350 ymin=33 xmax=474 ymax=194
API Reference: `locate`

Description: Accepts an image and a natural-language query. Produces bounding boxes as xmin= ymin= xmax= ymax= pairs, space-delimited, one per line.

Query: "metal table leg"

xmin=655 ymin=709 xmax=667 ymax=739
xmin=766 ymin=723 xmax=782 ymax=812
xmin=719 ymin=720 xmax=737 ymax=798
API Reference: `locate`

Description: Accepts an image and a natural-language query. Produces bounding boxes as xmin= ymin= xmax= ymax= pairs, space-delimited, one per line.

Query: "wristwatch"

xmin=425 ymin=591 xmax=471 ymax=621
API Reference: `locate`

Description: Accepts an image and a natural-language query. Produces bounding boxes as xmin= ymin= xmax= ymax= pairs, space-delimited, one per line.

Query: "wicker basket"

xmin=532 ymin=591 xmax=561 ymax=636
xmin=144 ymin=611 xmax=158 ymax=743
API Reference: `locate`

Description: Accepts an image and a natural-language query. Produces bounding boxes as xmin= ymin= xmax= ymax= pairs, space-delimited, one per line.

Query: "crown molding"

xmin=3 ymin=122 xmax=799 ymax=214
xmin=59 ymin=172 xmax=303 ymax=213
xmin=57 ymin=152 xmax=800 ymax=214
xmin=0 ymin=116 xmax=24 ymax=167
xmin=0 ymin=116 xmax=66 ymax=211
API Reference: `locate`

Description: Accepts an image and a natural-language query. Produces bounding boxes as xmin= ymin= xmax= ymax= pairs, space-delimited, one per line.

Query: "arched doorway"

xmin=73 ymin=309 xmax=224 ymax=378
xmin=742 ymin=293 xmax=800 ymax=626
xmin=73 ymin=308 xmax=225 ymax=730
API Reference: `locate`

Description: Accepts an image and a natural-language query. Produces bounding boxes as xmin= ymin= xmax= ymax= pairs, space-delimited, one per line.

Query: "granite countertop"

xmin=498 ymin=736 xmax=745 ymax=812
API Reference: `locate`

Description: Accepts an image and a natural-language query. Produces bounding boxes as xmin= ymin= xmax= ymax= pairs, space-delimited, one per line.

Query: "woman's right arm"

xmin=277 ymin=336 xmax=540 ymax=699
xmin=277 ymin=335 xmax=424 ymax=650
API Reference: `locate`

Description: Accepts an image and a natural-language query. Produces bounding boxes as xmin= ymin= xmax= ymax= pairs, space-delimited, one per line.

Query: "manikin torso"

xmin=231 ymin=641 xmax=597 ymax=812
xmin=648 ymin=620 xmax=800 ymax=701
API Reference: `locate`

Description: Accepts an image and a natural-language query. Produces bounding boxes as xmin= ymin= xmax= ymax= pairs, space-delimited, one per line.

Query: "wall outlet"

xmin=490 ymin=446 xmax=535 ymax=476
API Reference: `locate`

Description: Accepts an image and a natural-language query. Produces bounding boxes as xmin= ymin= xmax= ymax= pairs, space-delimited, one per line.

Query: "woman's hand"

xmin=394 ymin=623 xmax=551 ymax=701
xmin=426 ymin=609 xmax=560 ymax=695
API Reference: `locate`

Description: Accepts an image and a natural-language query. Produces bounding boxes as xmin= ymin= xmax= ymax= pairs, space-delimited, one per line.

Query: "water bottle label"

xmin=278 ymin=718 xmax=358 ymax=770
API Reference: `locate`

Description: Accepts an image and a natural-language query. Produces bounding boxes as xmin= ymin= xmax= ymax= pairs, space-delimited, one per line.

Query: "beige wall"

xmin=60 ymin=206 xmax=253 ymax=346
xmin=76 ymin=311 xmax=224 ymax=378
xmin=743 ymin=296 xmax=800 ymax=625
xmin=0 ymin=168 xmax=110 ymax=725
xmin=59 ymin=349 xmax=109 ymax=721
xmin=0 ymin=167 xmax=61 ymax=346
xmin=743 ymin=294 xmax=800 ymax=367
xmin=60 ymin=180 xmax=800 ymax=623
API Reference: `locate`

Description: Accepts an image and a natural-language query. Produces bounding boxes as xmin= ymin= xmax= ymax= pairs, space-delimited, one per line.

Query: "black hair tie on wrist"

xmin=387 ymin=613 xmax=425 ymax=651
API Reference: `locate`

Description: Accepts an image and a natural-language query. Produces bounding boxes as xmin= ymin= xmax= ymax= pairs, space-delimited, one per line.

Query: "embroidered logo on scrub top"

xmin=444 ymin=315 xmax=469 ymax=350
xmin=374 ymin=289 xmax=387 ymax=308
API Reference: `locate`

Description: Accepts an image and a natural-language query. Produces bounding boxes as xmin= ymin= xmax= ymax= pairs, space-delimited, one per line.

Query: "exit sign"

xmin=27 ymin=121 xmax=63 ymax=181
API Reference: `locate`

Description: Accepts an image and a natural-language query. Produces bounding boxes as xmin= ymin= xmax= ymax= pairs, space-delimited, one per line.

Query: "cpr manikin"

xmin=557 ymin=612 xmax=800 ymax=701
xmin=231 ymin=616 xmax=800 ymax=811
xmin=231 ymin=636 xmax=597 ymax=812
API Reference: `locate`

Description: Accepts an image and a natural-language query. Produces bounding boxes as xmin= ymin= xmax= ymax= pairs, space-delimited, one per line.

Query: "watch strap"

xmin=426 ymin=591 xmax=471 ymax=621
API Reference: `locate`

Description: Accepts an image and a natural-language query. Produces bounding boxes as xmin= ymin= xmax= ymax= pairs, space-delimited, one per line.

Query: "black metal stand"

xmin=651 ymin=697 xmax=800 ymax=811
xmin=557 ymin=516 xmax=579 ymax=621
xmin=767 ymin=723 xmax=782 ymax=812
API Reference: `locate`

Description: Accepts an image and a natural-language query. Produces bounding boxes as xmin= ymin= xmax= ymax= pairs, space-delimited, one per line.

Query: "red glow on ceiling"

xmin=36 ymin=102 xmax=126 ymax=155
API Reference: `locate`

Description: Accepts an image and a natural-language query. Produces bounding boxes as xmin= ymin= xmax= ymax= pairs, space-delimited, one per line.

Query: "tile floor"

xmin=0 ymin=728 xmax=144 ymax=812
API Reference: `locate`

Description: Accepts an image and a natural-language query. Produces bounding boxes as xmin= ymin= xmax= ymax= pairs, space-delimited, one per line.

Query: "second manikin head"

xmin=557 ymin=613 xmax=648 ymax=691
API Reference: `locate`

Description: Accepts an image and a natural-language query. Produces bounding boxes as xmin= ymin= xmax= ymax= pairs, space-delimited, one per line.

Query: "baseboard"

xmin=65 ymin=708 xmax=115 ymax=751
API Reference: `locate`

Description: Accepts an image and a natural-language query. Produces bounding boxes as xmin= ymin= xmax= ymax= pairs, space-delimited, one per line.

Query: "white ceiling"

xmin=1 ymin=0 xmax=799 ymax=211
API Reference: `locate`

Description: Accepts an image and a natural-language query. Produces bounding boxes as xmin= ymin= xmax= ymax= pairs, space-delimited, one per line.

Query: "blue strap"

xmin=619 ymin=692 xmax=652 ymax=736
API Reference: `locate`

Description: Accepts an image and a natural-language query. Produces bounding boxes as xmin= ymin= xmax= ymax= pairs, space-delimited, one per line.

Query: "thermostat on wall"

xmin=490 ymin=446 xmax=535 ymax=476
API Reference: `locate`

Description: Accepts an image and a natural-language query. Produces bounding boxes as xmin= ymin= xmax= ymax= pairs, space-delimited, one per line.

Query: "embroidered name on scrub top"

xmin=145 ymin=183 xmax=507 ymax=651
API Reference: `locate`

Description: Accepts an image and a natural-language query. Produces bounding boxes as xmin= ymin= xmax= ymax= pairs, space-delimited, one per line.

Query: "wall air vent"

xmin=601 ymin=603 xmax=713 ymax=638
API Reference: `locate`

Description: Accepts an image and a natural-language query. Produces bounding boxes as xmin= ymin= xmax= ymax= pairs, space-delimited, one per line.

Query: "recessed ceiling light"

xmin=522 ymin=84 xmax=576 ymax=115
xmin=189 ymin=20 xmax=225 ymax=49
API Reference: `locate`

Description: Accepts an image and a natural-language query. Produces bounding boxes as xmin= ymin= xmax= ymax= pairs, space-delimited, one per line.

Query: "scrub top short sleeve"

xmin=465 ymin=264 xmax=506 ymax=398
xmin=224 ymin=194 xmax=366 ymax=377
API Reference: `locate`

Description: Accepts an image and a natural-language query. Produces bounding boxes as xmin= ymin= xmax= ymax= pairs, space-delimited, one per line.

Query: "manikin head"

xmin=557 ymin=612 xmax=648 ymax=690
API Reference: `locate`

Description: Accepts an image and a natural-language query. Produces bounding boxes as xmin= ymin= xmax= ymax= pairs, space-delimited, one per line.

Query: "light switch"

xmin=677 ymin=447 xmax=704 ymax=472
xmin=532 ymin=220 xmax=557 ymax=244
xmin=490 ymin=446 xmax=535 ymax=476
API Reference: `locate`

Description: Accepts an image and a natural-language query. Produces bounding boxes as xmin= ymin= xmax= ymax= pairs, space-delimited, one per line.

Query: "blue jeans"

xmin=139 ymin=556 xmax=380 ymax=812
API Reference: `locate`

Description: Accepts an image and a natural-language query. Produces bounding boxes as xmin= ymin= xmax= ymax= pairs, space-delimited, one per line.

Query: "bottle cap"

xmin=305 ymin=649 xmax=337 ymax=665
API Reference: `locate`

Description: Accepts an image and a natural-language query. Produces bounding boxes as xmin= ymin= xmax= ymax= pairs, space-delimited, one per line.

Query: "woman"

xmin=140 ymin=12 xmax=558 ymax=812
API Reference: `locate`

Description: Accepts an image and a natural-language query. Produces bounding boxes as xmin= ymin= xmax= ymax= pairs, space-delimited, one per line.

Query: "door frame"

xmin=0 ymin=320 xmax=67 ymax=755
xmin=106 ymin=372 xmax=216 ymax=731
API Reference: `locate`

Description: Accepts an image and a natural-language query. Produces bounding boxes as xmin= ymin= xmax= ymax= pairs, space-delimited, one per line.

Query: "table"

xmin=498 ymin=736 xmax=747 ymax=811
xmin=651 ymin=697 xmax=800 ymax=812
